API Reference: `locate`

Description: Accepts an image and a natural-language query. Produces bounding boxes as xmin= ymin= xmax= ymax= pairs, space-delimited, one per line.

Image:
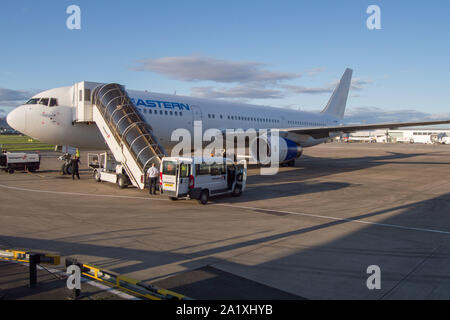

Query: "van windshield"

xmin=162 ymin=161 xmax=177 ymax=175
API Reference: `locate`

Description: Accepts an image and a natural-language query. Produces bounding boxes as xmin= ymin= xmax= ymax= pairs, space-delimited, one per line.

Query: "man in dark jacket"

xmin=71 ymin=156 xmax=80 ymax=180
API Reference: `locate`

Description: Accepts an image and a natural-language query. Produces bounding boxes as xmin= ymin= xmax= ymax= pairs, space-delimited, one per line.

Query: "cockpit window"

xmin=39 ymin=98 xmax=49 ymax=106
xmin=25 ymin=98 xmax=40 ymax=105
xmin=49 ymin=98 xmax=58 ymax=107
xmin=24 ymin=97 xmax=58 ymax=106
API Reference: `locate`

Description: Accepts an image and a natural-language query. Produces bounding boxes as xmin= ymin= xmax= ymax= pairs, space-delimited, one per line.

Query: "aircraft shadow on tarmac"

xmin=211 ymin=151 xmax=436 ymax=203
xmin=248 ymin=151 xmax=440 ymax=185
xmin=2 ymin=193 xmax=450 ymax=299
xmin=212 ymin=180 xmax=352 ymax=203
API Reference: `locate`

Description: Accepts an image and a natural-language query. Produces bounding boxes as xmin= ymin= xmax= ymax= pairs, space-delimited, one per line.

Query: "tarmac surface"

xmin=1 ymin=143 xmax=450 ymax=299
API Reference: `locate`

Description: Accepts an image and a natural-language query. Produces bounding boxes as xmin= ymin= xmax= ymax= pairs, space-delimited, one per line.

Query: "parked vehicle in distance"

xmin=0 ymin=151 xmax=40 ymax=174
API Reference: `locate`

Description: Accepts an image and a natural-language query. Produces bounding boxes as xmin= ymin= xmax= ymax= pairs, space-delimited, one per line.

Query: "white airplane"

xmin=6 ymin=68 xmax=450 ymax=165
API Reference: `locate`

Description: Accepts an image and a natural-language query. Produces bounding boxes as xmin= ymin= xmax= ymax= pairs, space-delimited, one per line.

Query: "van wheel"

xmin=117 ymin=174 xmax=128 ymax=189
xmin=199 ymin=190 xmax=209 ymax=205
xmin=232 ymin=186 xmax=242 ymax=197
xmin=169 ymin=197 xmax=178 ymax=201
xmin=28 ymin=168 xmax=36 ymax=173
xmin=93 ymin=170 xmax=101 ymax=182
xmin=8 ymin=168 xmax=14 ymax=174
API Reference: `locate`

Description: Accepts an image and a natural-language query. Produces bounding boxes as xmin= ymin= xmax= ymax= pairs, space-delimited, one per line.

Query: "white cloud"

xmin=133 ymin=55 xmax=301 ymax=84
xmin=344 ymin=106 xmax=450 ymax=124
xmin=191 ymin=86 xmax=285 ymax=100
xmin=132 ymin=56 xmax=373 ymax=101
xmin=0 ymin=88 xmax=38 ymax=118
xmin=283 ymin=78 xmax=373 ymax=95
xmin=305 ymin=67 xmax=326 ymax=78
xmin=0 ymin=88 xmax=32 ymax=102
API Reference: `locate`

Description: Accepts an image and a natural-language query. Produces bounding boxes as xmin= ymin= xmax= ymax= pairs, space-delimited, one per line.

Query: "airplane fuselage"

xmin=7 ymin=83 xmax=341 ymax=152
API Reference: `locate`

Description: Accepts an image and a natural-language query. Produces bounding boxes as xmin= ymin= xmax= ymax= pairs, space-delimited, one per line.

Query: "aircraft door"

xmin=191 ymin=105 xmax=202 ymax=122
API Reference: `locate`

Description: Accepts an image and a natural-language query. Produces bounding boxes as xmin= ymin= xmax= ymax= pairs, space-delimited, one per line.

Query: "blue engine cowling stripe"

xmin=285 ymin=138 xmax=299 ymax=162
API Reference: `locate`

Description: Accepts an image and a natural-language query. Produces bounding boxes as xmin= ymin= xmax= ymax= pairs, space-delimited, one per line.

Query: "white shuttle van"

xmin=160 ymin=157 xmax=247 ymax=204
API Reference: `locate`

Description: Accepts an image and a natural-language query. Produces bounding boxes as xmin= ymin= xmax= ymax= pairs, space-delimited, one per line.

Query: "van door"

xmin=176 ymin=162 xmax=191 ymax=197
xmin=236 ymin=160 xmax=247 ymax=192
xmin=161 ymin=160 xmax=178 ymax=194
xmin=209 ymin=162 xmax=227 ymax=194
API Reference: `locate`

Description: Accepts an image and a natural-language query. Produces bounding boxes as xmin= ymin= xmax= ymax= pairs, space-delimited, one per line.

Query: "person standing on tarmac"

xmin=147 ymin=163 xmax=159 ymax=195
xmin=71 ymin=156 xmax=81 ymax=180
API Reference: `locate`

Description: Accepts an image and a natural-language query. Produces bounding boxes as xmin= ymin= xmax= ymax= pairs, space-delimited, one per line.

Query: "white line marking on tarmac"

xmin=0 ymin=184 xmax=167 ymax=201
xmin=2 ymin=183 xmax=450 ymax=236
xmin=215 ymin=203 xmax=450 ymax=236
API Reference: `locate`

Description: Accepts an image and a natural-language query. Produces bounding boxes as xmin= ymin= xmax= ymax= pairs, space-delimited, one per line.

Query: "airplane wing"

xmin=280 ymin=120 xmax=450 ymax=139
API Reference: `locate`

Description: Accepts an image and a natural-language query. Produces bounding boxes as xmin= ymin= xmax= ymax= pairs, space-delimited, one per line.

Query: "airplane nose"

xmin=6 ymin=106 xmax=26 ymax=133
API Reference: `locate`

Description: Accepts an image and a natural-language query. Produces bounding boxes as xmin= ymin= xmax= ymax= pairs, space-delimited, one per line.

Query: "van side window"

xmin=210 ymin=163 xmax=225 ymax=176
xmin=196 ymin=163 xmax=210 ymax=176
xmin=180 ymin=164 xmax=190 ymax=178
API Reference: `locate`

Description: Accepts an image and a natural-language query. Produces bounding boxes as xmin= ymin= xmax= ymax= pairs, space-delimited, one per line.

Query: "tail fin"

xmin=321 ymin=68 xmax=353 ymax=119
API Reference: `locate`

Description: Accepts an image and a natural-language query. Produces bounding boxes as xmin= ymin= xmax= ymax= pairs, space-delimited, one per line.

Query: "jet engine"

xmin=249 ymin=135 xmax=303 ymax=165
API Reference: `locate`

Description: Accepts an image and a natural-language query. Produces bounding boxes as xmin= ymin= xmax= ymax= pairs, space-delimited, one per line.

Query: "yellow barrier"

xmin=0 ymin=249 xmax=189 ymax=300
xmin=0 ymin=249 xmax=60 ymax=265
xmin=66 ymin=259 xmax=191 ymax=300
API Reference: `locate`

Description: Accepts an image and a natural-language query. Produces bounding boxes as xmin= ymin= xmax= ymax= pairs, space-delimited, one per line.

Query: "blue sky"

xmin=0 ymin=0 xmax=449 ymax=122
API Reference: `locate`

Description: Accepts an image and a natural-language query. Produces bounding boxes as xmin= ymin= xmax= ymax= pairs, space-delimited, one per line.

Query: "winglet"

xmin=321 ymin=68 xmax=353 ymax=119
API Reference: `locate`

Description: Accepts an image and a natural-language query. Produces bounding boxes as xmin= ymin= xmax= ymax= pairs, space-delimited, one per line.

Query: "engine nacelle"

xmin=249 ymin=136 xmax=303 ymax=164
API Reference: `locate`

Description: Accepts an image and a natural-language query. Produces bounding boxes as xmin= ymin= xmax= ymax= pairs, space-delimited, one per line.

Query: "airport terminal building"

xmin=338 ymin=128 xmax=450 ymax=144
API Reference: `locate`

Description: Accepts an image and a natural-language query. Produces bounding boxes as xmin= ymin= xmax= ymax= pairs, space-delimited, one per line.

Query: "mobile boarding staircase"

xmin=74 ymin=82 xmax=167 ymax=189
